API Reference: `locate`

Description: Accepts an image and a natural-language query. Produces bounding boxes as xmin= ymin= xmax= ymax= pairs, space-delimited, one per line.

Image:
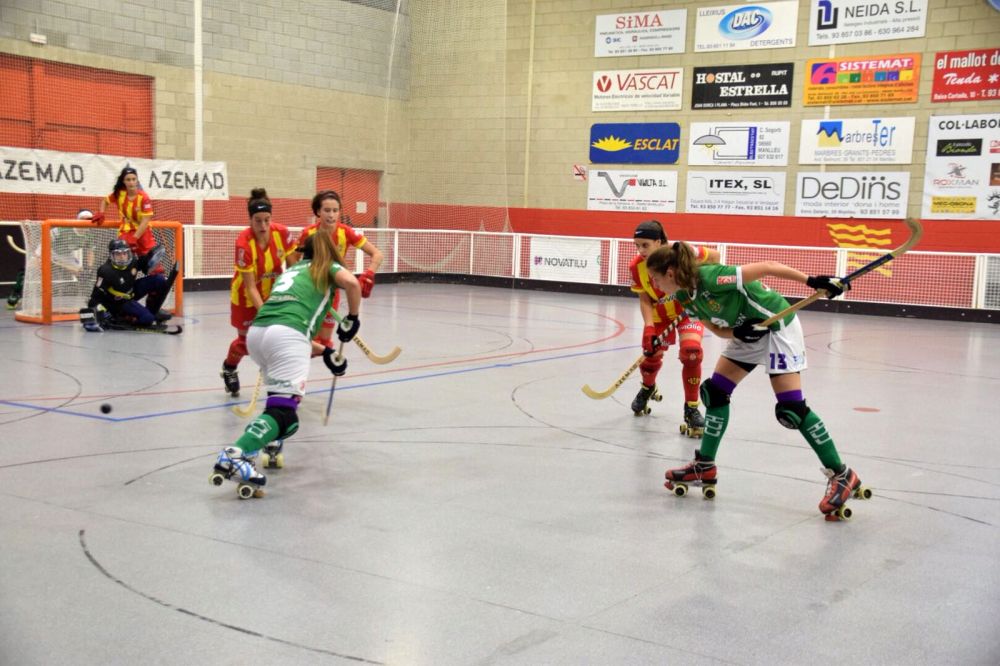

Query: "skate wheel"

xmin=702 ymin=485 xmax=717 ymax=500
xmin=209 ymin=473 xmax=225 ymax=487
xmin=260 ymin=452 xmax=271 ymax=468
xmin=854 ymin=486 xmax=873 ymax=500
xmin=274 ymin=453 xmax=284 ymax=468
xmin=679 ymin=425 xmax=686 ymax=434
xmin=237 ymin=484 xmax=256 ymax=499
xmin=651 ymin=391 xmax=662 ymax=402
xmin=826 ymin=505 xmax=852 ymax=521
xmin=673 ymin=483 xmax=688 ymax=497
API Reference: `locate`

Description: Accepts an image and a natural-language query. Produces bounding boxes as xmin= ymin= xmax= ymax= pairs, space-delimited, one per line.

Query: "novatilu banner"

xmin=590 ymin=123 xmax=681 ymax=164
xmin=931 ymin=49 xmax=1000 ymax=103
xmin=529 ymin=236 xmax=601 ymax=283
xmin=0 ymin=147 xmax=229 ymax=200
xmin=686 ymin=171 xmax=786 ymax=216
xmin=587 ymin=169 xmax=678 ymax=213
xmin=795 ymin=171 xmax=910 ymax=218
xmin=691 ymin=63 xmax=793 ymax=109
xmin=694 ymin=2 xmax=798 ymax=52
xmin=922 ymin=114 xmax=1000 ymax=219
xmin=803 ymin=53 xmax=920 ymax=106
xmin=687 ymin=121 xmax=790 ymax=166
xmin=594 ymin=8 xmax=687 ymax=57
xmin=799 ymin=117 xmax=915 ymax=164
xmin=808 ymin=0 xmax=927 ymax=46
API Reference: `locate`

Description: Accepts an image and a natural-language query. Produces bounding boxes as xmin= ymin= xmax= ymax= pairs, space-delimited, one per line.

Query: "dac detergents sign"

xmin=694 ymin=2 xmax=798 ymax=52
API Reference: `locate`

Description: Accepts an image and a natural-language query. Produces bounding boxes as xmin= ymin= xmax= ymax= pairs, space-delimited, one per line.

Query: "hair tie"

xmin=672 ymin=241 xmax=680 ymax=252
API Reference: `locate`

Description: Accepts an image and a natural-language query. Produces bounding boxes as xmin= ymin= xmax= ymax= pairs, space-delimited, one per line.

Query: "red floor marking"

xmin=853 ymin=407 xmax=881 ymax=413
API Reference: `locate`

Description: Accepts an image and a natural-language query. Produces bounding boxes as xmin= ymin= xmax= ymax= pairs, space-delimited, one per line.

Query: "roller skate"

xmin=679 ymin=402 xmax=705 ymax=438
xmin=631 ymin=383 xmax=662 ymax=416
xmin=260 ymin=439 xmax=285 ymax=469
xmin=5 ymin=293 xmax=19 ymax=310
xmin=220 ymin=363 xmax=240 ymax=397
xmin=664 ymin=450 xmax=717 ymax=499
xmin=819 ymin=466 xmax=872 ymax=521
xmin=209 ymin=446 xmax=266 ymax=499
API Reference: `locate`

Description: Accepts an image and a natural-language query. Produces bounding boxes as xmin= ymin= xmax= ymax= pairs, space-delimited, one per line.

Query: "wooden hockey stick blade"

xmin=354 ymin=335 xmax=401 ymax=364
xmin=6 ymin=234 xmax=26 ymax=255
xmin=231 ymin=373 xmax=262 ymax=418
xmin=756 ymin=217 xmax=923 ymax=329
xmin=581 ymin=355 xmax=644 ymax=400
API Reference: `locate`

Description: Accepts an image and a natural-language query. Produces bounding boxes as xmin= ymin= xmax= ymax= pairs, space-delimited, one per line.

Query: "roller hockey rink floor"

xmin=1 ymin=283 xmax=998 ymax=665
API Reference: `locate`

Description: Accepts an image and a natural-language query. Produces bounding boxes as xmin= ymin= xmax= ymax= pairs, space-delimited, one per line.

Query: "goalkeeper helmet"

xmin=108 ymin=239 xmax=133 ymax=269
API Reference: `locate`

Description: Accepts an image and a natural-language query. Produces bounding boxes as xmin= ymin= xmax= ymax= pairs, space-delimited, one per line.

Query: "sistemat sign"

xmin=692 ymin=63 xmax=793 ymax=109
xmin=589 ymin=123 xmax=681 ymax=164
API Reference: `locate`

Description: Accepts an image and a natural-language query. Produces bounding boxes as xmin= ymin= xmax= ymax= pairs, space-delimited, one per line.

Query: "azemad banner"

xmin=799 ymin=117 xmax=915 ymax=164
xmin=931 ymin=49 xmax=1000 ymax=103
xmin=804 ymin=53 xmax=920 ymax=106
xmin=922 ymin=114 xmax=1000 ymax=219
xmin=590 ymin=123 xmax=681 ymax=164
xmin=0 ymin=147 xmax=229 ymax=199
xmin=686 ymin=171 xmax=786 ymax=216
xmin=796 ymin=171 xmax=910 ymax=218
xmin=593 ymin=68 xmax=683 ymax=112
xmin=691 ymin=63 xmax=793 ymax=109
xmin=595 ymin=9 xmax=687 ymax=57
xmin=694 ymin=2 xmax=798 ymax=52
xmin=587 ymin=169 xmax=678 ymax=213
xmin=687 ymin=121 xmax=790 ymax=166
xmin=809 ymin=0 xmax=927 ymax=46
xmin=529 ymin=236 xmax=601 ymax=284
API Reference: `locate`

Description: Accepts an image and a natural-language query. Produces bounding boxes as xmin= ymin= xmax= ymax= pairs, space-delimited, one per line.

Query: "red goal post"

xmin=14 ymin=219 xmax=184 ymax=325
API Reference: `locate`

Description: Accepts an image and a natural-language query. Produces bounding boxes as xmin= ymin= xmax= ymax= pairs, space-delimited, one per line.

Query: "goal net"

xmin=14 ymin=219 xmax=183 ymax=324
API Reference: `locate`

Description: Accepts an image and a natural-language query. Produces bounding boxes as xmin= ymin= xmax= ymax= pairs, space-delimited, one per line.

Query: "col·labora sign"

xmin=589 ymin=123 xmax=681 ymax=164
xmin=804 ymin=53 xmax=920 ymax=106
xmin=692 ymin=63 xmax=793 ymax=109
xmin=931 ymin=49 xmax=1000 ymax=103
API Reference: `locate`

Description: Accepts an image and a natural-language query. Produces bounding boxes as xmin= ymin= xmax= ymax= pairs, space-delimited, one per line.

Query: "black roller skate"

xmin=220 ymin=363 xmax=240 ymax=397
xmin=261 ymin=439 xmax=285 ymax=469
xmin=664 ymin=450 xmax=717 ymax=499
xmin=819 ymin=466 xmax=872 ymax=521
xmin=209 ymin=446 xmax=266 ymax=499
xmin=680 ymin=402 xmax=705 ymax=438
xmin=631 ymin=383 xmax=662 ymax=416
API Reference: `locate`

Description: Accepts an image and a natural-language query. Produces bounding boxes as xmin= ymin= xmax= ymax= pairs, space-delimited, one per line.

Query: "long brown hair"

xmin=646 ymin=242 xmax=699 ymax=291
xmin=304 ymin=230 xmax=346 ymax=294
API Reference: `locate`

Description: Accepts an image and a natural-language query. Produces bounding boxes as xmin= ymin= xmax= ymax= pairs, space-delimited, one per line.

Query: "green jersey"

xmin=675 ymin=264 xmax=794 ymax=330
xmin=252 ymin=260 xmax=345 ymax=337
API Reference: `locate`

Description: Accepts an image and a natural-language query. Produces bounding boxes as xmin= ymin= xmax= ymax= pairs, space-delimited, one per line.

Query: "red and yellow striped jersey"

xmin=106 ymin=190 xmax=155 ymax=254
xmin=295 ymin=221 xmax=367 ymax=261
xmin=629 ymin=244 xmax=710 ymax=324
xmin=230 ymin=224 xmax=293 ymax=307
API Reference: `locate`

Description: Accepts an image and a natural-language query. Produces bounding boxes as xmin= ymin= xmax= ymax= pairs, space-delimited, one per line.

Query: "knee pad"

xmin=775 ymin=400 xmax=811 ymax=430
xmin=264 ymin=395 xmax=300 ymax=440
xmin=700 ymin=377 xmax=731 ymax=409
xmin=679 ymin=340 xmax=703 ymax=367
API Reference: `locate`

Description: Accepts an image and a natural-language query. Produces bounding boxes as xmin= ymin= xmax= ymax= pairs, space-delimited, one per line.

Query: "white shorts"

xmin=246 ymin=324 xmax=312 ymax=397
xmin=722 ymin=317 xmax=808 ymax=375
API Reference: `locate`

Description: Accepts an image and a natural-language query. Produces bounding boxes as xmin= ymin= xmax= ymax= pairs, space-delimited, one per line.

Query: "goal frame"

xmin=14 ymin=219 xmax=184 ymax=325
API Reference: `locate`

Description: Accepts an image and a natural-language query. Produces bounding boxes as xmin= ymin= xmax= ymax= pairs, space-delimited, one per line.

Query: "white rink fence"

xmin=4 ymin=221 xmax=1000 ymax=313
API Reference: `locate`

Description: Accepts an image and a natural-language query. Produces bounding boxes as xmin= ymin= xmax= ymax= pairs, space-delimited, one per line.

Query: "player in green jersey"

xmin=210 ymin=228 xmax=362 ymax=498
xmin=645 ymin=242 xmax=872 ymax=521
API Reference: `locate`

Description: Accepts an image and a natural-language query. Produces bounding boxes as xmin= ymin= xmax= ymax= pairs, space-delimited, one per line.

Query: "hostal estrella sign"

xmin=589 ymin=123 xmax=681 ymax=164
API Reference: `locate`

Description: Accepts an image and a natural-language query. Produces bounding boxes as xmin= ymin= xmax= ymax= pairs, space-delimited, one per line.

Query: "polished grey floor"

xmin=1 ymin=284 xmax=998 ymax=665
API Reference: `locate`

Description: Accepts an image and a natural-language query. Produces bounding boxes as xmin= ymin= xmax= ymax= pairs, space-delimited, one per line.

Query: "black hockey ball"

xmin=100 ymin=403 xmax=112 ymax=414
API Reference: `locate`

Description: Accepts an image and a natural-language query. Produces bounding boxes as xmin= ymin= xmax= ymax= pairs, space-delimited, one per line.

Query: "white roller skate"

xmin=209 ymin=446 xmax=266 ymax=499
xmin=260 ymin=439 xmax=285 ymax=469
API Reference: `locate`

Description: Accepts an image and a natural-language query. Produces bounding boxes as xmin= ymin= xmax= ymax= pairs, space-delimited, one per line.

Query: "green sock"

xmin=698 ymin=403 xmax=729 ymax=460
xmin=799 ymin=410 xmax=843 ymax=470
xmin=234 ymin=413 xmax=279 ymax=456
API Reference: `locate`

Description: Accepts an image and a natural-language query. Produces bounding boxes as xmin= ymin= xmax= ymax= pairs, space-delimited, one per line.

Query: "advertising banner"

xmin=529 ymin=236 xmax=602 ymax=283
xmin=931 ymin=49 xmax=1000 ymax=103
xmin=687 ymin=122 xmax=790 ymax=166
xmin=593 ymin=68 xmax=683 ymax=112
xmin=0 ymin=146 xmax=229 ymax=200
xmin=795 ymin=171 xmax=910 ymax=218
xmin=590 ymin=123 xmax=681 ymax=164
xmin=808 ymin=0 xmax=927 ymax=46
xmin=587 ymin=169 xmax=678 ymax=213
xmin=694 ymin=2 xmax=798 ymax=52
xmin=595 ymin=9 xmax=687 ymax=57
xmin=922 ymin=114 xmax=1000 ymax=219
xmin=686 ymin=171 xmax=786 ymax=216
xmin=803 ymin=53 xmax=920 ymax=106
xmin=799 ymin=117 xmax=915 ymax=164
xmin=691 ymin=63 xmax=793 ymax=109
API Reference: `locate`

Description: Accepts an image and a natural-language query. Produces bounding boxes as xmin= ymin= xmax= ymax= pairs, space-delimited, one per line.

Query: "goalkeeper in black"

xmin=80 ymin=239 xmax=167 ymax=331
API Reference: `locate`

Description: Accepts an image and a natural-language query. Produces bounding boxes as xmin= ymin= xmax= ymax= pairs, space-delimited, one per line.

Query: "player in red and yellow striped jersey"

xmin=287 ymin=190 xmax=383 ymax=350
xmin=92 ymin=167 xmax=163 ymax=274
xmin=220 ymin=188 xmax=293 ymax=397
xmin=629 ymin=220 xmax=719 ymax=435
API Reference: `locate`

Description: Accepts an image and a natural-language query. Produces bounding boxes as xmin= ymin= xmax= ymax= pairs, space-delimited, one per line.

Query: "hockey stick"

xmin=6 ymin=235 xmax=25 ymax=255
xmin=328 ymin=310 xmax=402 ymax=364
xmin=323 ymin=341 xmax=346 ymax=427
xmin=581 ymin=320 xmax=679 ymax=400
xmin=755 ymin=216 xmax=923 ymax=329
xmin=231 ymin=372 xmax=262 ymax=418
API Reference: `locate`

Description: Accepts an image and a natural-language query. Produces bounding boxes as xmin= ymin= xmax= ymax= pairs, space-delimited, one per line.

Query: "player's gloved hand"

xmin=733 ymin=318 xmax=768 ymax=343
xmin=337 ymin=313 xmax=360 ymax=342
xmin=90 ymin=212 xmax=105 ymax=224
xmin=357 ymin=269 xmax=375 ymax=298
xmin=806 ymin=275 xmax=849 ymax=299
xmin=322 ymin=346 xmax=348 ymax=376
xmin=79 ymin=308 xmax=103 ymax=332
xmin=641 ymin=325 xmax=661 ymax=357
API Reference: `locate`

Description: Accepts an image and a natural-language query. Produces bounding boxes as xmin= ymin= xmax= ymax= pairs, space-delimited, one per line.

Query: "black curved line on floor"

xmin=0 ymin=359 xmax=83 ymax=427
xmin=122 ymin=453 xmax=212 ymax=486
xmin=78 ymin=529 xmax=384 ymax=664
xmin=0 ymin=444 xmax=221 ymax=470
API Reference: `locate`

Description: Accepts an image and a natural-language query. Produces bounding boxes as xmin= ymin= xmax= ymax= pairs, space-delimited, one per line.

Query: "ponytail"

xmin=305 ymin=231 xmax=346 ymax=294
xmin=646 ymin=242 xmax=699 ymax=291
